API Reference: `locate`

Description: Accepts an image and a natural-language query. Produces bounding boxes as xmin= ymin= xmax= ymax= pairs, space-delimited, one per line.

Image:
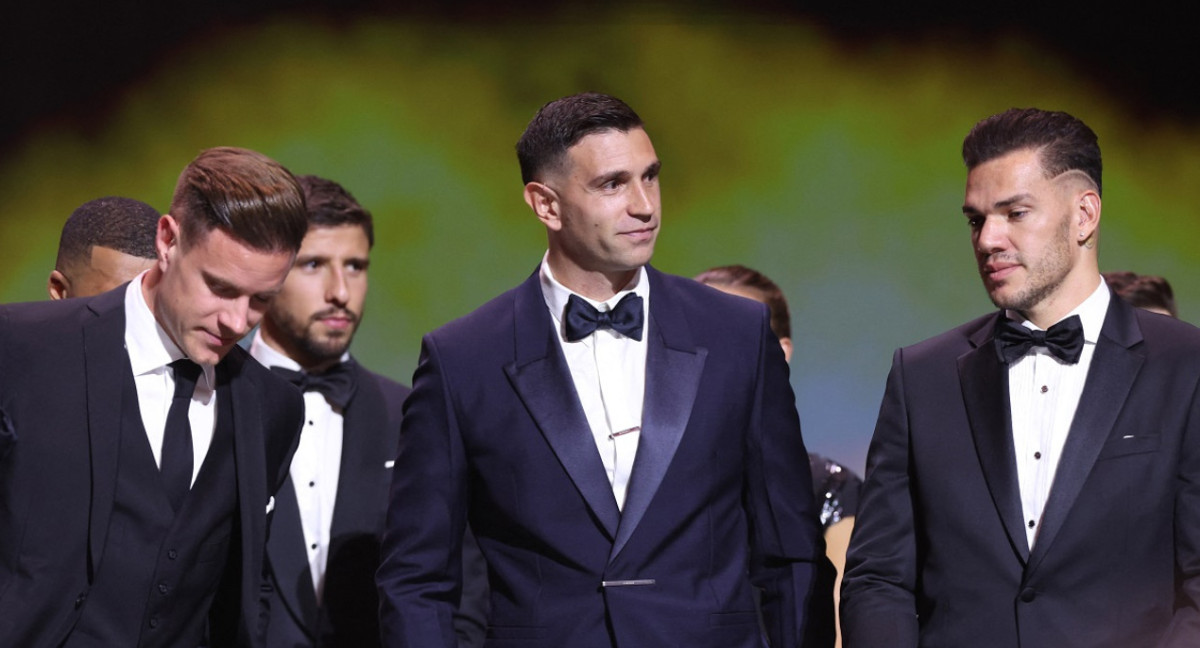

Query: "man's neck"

xmin=545 ymin=254 xmax=640 ymax=302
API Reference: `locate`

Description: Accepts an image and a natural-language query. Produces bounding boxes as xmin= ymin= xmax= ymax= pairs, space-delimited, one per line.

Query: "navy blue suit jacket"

xmin=842 ymin=292 xmax=1200 ymax=647
xmin=0 ymin=285 xmax=303 ymax=647
xmin=377 ymin=267 xmax=833 ymax=648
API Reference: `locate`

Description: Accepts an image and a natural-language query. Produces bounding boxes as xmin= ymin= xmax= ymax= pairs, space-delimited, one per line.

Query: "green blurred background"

xmin=3 ymin=5 xmax=1197 ymax=473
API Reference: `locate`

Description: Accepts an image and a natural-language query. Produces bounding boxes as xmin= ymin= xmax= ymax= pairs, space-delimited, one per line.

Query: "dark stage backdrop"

xmin=2 ymin=8 xmax=1197 ymax=473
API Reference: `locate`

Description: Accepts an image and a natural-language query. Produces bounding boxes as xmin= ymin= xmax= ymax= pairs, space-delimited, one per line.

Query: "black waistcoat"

xmin=67 ymin=365 xmax=239 ymax=648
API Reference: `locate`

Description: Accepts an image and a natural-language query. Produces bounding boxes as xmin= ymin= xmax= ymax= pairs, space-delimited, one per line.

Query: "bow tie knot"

xmin=994 ymin=314 xmax=1085 ymax=365
xmin=271 ymin=362 xmax=358 ymax=409
xmin=564 ymin=293 xmax=644 ymax=342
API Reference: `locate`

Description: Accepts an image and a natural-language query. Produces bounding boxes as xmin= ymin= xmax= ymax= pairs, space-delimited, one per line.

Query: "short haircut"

xmin=55 ymin=196 xmax=160 ymax=271
xmin=1103 ymin=271 xmax=1177 ymax=318
xmin=695 ymin=264 xmax=792 ymax=340
xmin=516 ymin=92 xmax=644 ymax=184
xmin=295 ymin=175 xmax=374 ymax=247
xmin=170 ymin=146 xmax=308 ymax=254
xmin=962 ymin=108 xmax=1103 ymax=196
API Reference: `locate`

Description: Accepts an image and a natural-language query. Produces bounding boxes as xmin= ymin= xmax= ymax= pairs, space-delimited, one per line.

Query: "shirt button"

xmin=1040 ymin=385 xmax=1048 ymax=394
xmin=1034 ymin=452 xmax=1042 ymax=460
xmin=309 ymin=481 xmax=316 ymax=487
xmin=308 ymin=420 xmax=314 ymax=426
xmin=1028 ymin=520 xmax=1036 ymax=529
xmin=311 ymin=543 xmax=318 ymax=550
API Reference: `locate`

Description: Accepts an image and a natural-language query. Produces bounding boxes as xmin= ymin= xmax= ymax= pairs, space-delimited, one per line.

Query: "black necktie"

xmin=162 ymin=359 xmax=201 ymax=512
xmin=564 ymin=293 xmax=644 ymax=342
xmin=994 ymin=315 xmax=1085 ymax=365
xmin=271 ymin=362 xmax=357 ymax=409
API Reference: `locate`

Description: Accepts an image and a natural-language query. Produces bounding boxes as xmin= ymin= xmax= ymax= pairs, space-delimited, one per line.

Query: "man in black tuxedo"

xmin=48 ymin=196 xmax=160 ymax=299
xmin=252 ymin=175 xmax=486 ymax=647
xmin=0 ymin=147 xmax=308 ymax=647
xmin=841 ymin=109 xmax=1200 ymax=647
xmin=378 ymin=92 xmax=833 ymax=648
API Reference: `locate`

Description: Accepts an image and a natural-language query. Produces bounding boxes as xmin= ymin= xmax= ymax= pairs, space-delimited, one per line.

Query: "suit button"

xmin=158 ymin=582 xmax=169 ymax=595
xmin=167 ymin=549 xmax=178 ymax=560
xmin=74 ymin=592 xmax=87 ymax=609
xmin=1019 ymin=588 xmax=1036 ymax=603
xmin=148 ymin=616 xmax=159 ymax=629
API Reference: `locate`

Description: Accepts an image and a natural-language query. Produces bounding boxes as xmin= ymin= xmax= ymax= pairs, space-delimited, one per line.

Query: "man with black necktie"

xmin=0 ymin=147 xmax=308 ymax=647
xmin=377 ymin=92 xmax=834 ymax=648
xmin=250 ymin=175 xmax=486 ymax=647
xmin=841 ymin=109 xmax=1200 ymax=647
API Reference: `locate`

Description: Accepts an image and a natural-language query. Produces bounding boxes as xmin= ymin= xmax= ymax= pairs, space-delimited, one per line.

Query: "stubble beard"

xmin=985 ymin=216 xmax=1073 ymax=314
xmin=271 ymin=305 xmax=360 ymax=367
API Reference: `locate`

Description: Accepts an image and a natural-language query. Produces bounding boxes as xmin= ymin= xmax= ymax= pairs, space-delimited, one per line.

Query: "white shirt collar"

xmin=538 ymin=252 xmax=650 ymax=342
xmin=1008 ymin=275 xmax=1110 ymax=343
xmin=124 ymin=271 xmax=215 ymax=386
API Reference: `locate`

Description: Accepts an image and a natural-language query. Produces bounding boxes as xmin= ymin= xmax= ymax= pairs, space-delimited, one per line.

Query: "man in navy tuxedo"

xmin=841 ymin=109 xmax=1200 ymax=647
xmin=377 ymin=92 xmax=833 ymax=648
xmin=0 ymin=147 xmax=308 ymax=648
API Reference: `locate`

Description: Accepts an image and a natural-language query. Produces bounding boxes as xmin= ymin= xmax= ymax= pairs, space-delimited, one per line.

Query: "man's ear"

xmin=524 ymin=182 xmax=562 ymax=232
xmin=779 ymin=336 xmax=794 ymax=364
xmin=47 ymin=270 xmax=70 ymax=300
xmin=156 ymin=214 xmax=181 ymax=270
xmin=1076 ymin=189 xmax=1101 ymax=248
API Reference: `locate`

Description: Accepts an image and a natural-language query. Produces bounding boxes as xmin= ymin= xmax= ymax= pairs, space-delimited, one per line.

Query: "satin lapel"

xmin=266 ymin=476 xmax=319 ymax=634
xmin=610 ymin=272 xmax=706 ymax=561
xmin=82 ymin=288 xmax=131 ymax=580
xmin=503 ymin=273 xmax=620 ymax=538
xmin=958 ymin=313 xmax=1030 ymax=562
xmin=1028 ymin=296 xmax=1145 ymax=572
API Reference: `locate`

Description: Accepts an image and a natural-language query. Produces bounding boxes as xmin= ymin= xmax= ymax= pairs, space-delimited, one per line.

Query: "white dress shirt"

xmin=1007 ymin=277 xmax=1110 ymax=548
xmin=540 ymin=257 xmax=649 ymax=511
xmin=124 ymin=272 xmax=216 ymax=487
xmin=249 ymin=330 xmax=346 ymax=603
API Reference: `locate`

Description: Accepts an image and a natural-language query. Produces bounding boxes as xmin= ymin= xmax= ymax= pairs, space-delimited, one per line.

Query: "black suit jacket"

xmin=842 ymin=292 xmax=1200 ymax=647
xmin=0 ymin=286 xmax=303 ymax=648
xmin=264 ymin=360 xmax=410 ymax=647
xmin=378 ymin=267 xmax=833 ymax=648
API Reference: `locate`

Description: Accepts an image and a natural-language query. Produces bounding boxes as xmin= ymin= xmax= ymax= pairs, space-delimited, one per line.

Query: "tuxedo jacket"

xmin=377 ymin=267 xmax=834 ymax=648
xmin=0 ymin=286 xmax=304 ymax=648
xmin=264 ymin=360 xmax=412 ymax=648
xmin=841 ymin=292 xmax=1200 ymax=648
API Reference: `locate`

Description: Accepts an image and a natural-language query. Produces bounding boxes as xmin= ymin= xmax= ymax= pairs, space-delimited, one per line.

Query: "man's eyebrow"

xmin=643 ymin=160 xmax=661 ymax=176
xmin=593 ymin=169 xmax=631 ymax=187
xmin=963 ymin=193 xmax=1034 ymax=214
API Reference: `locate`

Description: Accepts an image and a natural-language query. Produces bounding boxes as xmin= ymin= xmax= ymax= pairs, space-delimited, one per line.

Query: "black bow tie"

xmin=271 ymin=362 xmax=357 ymax=409
xmin=994 ymin=315 xmax=1085 ymax=365
xmin=564 ymin=293 xmax=644 ymax=342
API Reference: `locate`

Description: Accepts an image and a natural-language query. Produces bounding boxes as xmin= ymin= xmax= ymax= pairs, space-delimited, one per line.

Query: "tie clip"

xmin=601 ymin=579 xmax=656 ymax=587
xmin=611 ymin=426 xmax=640 ymax=438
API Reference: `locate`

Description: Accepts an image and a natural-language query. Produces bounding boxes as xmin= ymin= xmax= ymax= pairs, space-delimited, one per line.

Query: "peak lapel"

xmin=503 ymin=273 xmax=620 ymax=538
xmin=1028 ymin=296 xmax=1145 ymax=572
xmin=610 ymin=269 xmax=706 ymax=561
xmin=958 ymin=313 xmax=1030 ymax=562
xmin=82 ymin=288 xmax=131 ymax=579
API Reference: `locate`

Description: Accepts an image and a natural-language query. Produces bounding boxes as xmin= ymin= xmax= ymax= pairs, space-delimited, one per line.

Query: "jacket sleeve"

xmin=839 ymin=349 xmax=920 ymax=648
xmin=745 ymin=308 xmax=835 ymax=648
xmin=377 ymin=334 xmax=467 ymax=648
xmin=1160 ymin=374 xmax=1200 ymax=645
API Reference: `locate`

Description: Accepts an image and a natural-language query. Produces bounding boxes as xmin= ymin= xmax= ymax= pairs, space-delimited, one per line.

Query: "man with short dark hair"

xmin=249 ymin=174 xmax=413 ymax=647
xmin=842 ymin=108 xmax=1200 ymax=647
xmin=0 ymin=147 xmax=309 ymax=647
xmin=378 ymin=93 xmax=833 ymax=648
xmin=48 ymin=196 xmax=160 ymax=299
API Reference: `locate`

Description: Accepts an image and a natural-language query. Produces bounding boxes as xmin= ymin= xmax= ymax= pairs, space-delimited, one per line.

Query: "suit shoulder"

xmin=653 ymin=269 xmax=768 ymax=321
xmin=425 ymin=281 xmax=524 ymax=351
xmin=1134 ymin=309 xmax=1200 ymax=358
xmin=355 ymin=361 xmax=413 ymax=400
xmin=898 ymin=312 xmax=997 ymax=365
